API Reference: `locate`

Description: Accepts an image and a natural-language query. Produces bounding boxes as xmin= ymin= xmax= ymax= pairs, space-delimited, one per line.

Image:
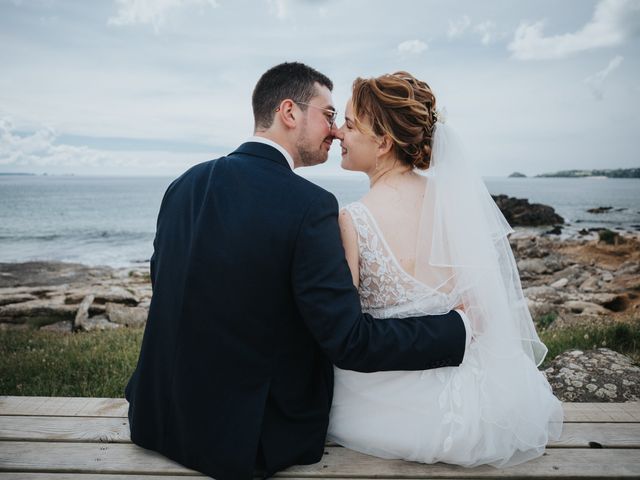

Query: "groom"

xmin=125 ymin=62 xmax=469 ymax=480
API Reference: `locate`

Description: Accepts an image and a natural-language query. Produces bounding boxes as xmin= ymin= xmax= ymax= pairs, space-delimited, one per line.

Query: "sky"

xmin=0 ymin=0 xmax=639 ymax=178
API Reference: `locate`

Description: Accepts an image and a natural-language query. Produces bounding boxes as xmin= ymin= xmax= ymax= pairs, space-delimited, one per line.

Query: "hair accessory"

xmin=433 ymin=107 xmax=448 ymax=125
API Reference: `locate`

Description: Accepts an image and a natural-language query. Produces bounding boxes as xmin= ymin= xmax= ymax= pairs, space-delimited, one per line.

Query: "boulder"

xmin=550 ymin=278 xmax=569 ymax=289
xmin=76 ymin=314 xmax=120 ymax=332
xmin=0 ymin=297 xmax=77 ymax=324
xmin=0 ymin=261 xmax=112 ymax=288
xmin=65 ymin=286 xmax=138 ymax=306
xmin=544 ymin=349 xmax=640 ymax=402
xmin=40 ymin=320 xmax=73 ymax=333
xmin=587 ymin=206 xmax=613 ymax=214
xmin=73 ymin=295 xmax=94 ymax=331
xmin=563 ymin=301 xmax=609 ymax=315
xmin=517 ymin=258 xmax=548 ymax=276
xmin=492 ymin=195 xmax=564 ymax=226
xmin=0 ymin=293 xmax=38 ymax=306
xmin=523 ymin=285 xmax=563 ymax=303
xmin=579 ymin=276 xmax=600 ymax=292
xmin=105 ymin=303 xmax=148 ymax=327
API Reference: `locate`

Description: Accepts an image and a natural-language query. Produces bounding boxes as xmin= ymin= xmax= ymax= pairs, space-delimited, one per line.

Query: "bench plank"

xmin=2 ymin=397 xmax=639 ymax=422
xmin=0 ymin=397 xmax=128 ymax=417
xmin=0 ymin=415 xmax=130 ymax=443
xmin=0 ymin=476 xmax=211 ymax=480
xmin=1 ymin=442 xmax=639 ymax=478
xmin=2 ymin=415 xmax=639 ymax=449
xmin=562 ymin=402 xmax=640 ymax=422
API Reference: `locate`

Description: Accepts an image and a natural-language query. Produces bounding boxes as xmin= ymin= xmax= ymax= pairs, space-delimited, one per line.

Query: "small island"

xmin=508 ymin=171 xmax=527 ymax=178
xmin=536 ymin=168 xmax=640 ymax=178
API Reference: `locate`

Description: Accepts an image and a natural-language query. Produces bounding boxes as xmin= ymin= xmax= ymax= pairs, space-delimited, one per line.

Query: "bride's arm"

xmin=338 ymin=209 xmax=359 ymax=288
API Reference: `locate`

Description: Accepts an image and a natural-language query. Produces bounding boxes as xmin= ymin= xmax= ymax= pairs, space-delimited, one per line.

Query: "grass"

xmin=1 ymin=319 xmax=638 ymax=397
xmin=0 ymin=327 xmax=143 ymax=397
xmin=539 ymin=321 xmax=640 ymax=368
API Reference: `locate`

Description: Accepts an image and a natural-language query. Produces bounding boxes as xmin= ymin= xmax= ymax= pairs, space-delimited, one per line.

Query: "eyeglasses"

xmin=276 ymin=101 xmax=338 ymax=128
xmin=295 ymin=102 xmax=338 ymax=128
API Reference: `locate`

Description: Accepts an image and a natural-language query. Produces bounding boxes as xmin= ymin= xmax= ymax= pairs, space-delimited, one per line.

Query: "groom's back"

xmin=125 ymin=143 xmax=335 ymax=480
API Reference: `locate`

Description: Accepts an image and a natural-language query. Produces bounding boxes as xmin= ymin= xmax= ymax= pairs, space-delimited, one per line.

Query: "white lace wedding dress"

xmin=327 ymin=201 xmax=563 ymax=468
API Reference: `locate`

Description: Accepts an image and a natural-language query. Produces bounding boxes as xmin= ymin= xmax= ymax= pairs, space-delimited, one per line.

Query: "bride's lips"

xmin=323 ymin=139 xmax=332 ymax=150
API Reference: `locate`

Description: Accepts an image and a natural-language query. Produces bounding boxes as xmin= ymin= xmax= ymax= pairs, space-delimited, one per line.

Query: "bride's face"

xmin=337 ymin=99 xmax=380 ymax=173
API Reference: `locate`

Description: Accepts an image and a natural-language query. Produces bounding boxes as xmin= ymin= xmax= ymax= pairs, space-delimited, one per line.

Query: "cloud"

xmin=447 ymin=15 xmax=471 ymax=38
xmin=108 ymin=0 xmax=219 ymax=32
xmin=0 ymin=116 xmax=209 ymax=174
xmin=0 ymin=117 xmax=110 ymax=168
xmin=508 ymin=0 xmax=640 ymax=60
xmin=397 ymin=39 xmax=428 ymax=55
xmin=267 ymin=0 xmax=289 ymax=19
xmin=584 ymin=55 xmax=624 ymax=100
xmin=474 ymin=20 xmax=498 ymax=45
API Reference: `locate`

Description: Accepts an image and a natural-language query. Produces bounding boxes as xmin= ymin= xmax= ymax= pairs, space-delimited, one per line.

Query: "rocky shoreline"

xmin=0 ymin=262 xmax=151 ymax=333
xmin=1 ymin=228 xmax=639 ymax=401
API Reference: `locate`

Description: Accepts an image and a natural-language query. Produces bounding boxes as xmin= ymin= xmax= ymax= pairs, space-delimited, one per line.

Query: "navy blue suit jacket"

xmin=125 ymin=142 xmax=466 ymax=479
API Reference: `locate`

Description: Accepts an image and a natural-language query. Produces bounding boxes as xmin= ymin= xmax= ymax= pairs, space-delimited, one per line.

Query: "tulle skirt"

xmin=328 ymin=335 xmax=563 ymax=468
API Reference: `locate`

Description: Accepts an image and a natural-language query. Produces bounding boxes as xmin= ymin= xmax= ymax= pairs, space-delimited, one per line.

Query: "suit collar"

xmin=231 ymin=141 xmax=293 ymax=170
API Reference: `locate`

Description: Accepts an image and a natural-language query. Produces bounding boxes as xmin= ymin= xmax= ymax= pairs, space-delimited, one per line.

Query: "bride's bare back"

xmin=340 ymin=171 xmax=427 ymax=287
xmin=361 ymin=172 xmax=426 ymax=276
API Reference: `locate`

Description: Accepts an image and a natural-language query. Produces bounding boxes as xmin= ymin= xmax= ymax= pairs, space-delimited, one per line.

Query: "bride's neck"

xmin=368 ymin=158 xmax=413 ymax=188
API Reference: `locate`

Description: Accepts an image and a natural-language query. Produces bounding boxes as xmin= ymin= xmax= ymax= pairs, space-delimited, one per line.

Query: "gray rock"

xmin=618 ymin=261 xmax=640 ymax=275
xmin=601 ymin=271 xmax=614 ymax=282
xmin=105 ymin=303 xmax=148 ymax=327
xmin=0 ymin=297 xmax=77 ymax=324
xmin=563 ymin=301 xmax=609 ymax=315
xmin=579 ymin=276 xmax=600 ymax=292
xmin=527 ymin=300 xmax=557 ymax=321
xmin=544 ymin=348 xmax=640 ymax=402
xmin=518 ymin=258 xmax=548 ymax=275
xmin=0 ymin=261 xmax=113 ymax=288
xmin=491 ymin=195 xmax=564 ymax=226
xmin=542 ymin=254 xmax=566 ymax=273
xmin=73 ymin=295 xmax=94 ymax=331
xmin=76 ymin=314 xmax=120 ymax=332
xmin=523 ymin=285 xmax=563 ymax=303
xmin=40 ymin=320 xmax=73 ymax=333
xmin=66 ymin=286 xmax=138 ymax=306
xmin=0 ymin=293 xmax=39 ymax=306
xmin=550 ymin=278 xmax=569 ymax=289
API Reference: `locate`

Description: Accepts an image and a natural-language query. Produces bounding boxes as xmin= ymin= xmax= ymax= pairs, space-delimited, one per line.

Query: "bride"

xmin=327 ymin=71 xmax=563 ymax=467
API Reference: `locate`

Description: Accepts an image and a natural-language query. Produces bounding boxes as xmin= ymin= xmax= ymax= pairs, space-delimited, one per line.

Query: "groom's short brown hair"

xmin=252 ymin=62 xmax=333 ymax=130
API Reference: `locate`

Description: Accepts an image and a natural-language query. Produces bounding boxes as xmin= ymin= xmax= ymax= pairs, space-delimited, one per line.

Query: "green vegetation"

xmin=539 ymin=322 xmax=640 ymax=368
xmin=598 ymin=228 xmax=620 ymax=245
xmin=0 ymin=328 xmax=143 ymax=397
xmin=537 ymin=312 xmax=557 ymax=330
xmin=1 ymin=320 xmax=638 ymax=396
xmin=536 ymin=168 xmax=640 ymax=178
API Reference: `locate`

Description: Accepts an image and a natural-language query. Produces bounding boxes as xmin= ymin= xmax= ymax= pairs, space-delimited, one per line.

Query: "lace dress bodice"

xmin=344 ymin=202 xmax=454 ymax=319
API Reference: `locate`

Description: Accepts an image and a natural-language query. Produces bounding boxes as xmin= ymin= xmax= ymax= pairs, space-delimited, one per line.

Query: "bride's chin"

xmin=340 ymin=158 xmax=357 ymax=171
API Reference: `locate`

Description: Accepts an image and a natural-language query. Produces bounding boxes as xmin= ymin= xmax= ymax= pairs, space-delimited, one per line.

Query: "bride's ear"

xmin=377 ymin=135 xmax=393 ymax=156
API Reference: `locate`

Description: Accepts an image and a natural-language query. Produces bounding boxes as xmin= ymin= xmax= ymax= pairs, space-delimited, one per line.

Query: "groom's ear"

xmin=377 ymin=135 xmax=393 ymax=156
xmin=276 ymin=99 xmax=297 ymax=129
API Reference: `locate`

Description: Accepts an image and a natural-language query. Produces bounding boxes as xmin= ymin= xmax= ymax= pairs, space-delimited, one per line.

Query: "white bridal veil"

xmin=414 ymin=117 xmax=548 ymax=366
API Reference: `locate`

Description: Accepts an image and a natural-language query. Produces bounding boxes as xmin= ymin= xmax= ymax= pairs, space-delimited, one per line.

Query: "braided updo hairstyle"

xmin=351 ymin=71 xmax=437 ymax=170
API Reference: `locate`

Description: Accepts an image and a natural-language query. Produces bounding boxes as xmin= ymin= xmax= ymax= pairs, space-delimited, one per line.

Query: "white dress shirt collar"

xmin=246 ymin=136 xmax=295 ymax=170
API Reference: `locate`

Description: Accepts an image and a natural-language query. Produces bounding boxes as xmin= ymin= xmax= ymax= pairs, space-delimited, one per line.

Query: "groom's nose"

xmin=331 ymin=123 xmax=343 ymax=140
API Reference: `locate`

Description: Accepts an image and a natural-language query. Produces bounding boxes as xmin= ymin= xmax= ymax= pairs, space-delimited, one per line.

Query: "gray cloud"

xmin=508 ymin=0 xmax=640 ymax=60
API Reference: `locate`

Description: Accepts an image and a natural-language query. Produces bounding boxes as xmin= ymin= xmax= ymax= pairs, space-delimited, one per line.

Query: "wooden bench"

xmin=0 ymin=397 xmax=639 ymax=479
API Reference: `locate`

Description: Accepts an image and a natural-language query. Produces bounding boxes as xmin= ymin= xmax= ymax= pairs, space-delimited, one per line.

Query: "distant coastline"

xmin=535 ymin=168 xmax=640 ymax=179
xmin=0 ymin=172 xmax=37 ymax=176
